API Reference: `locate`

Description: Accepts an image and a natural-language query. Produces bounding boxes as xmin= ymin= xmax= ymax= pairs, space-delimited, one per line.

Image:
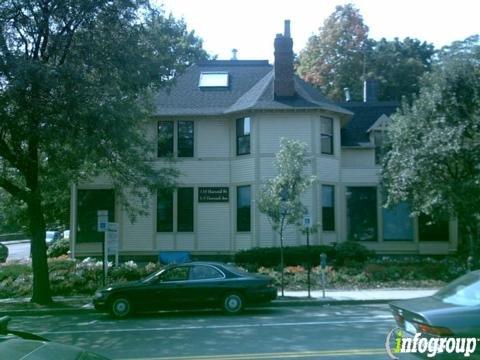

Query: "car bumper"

xmin=247 ymin=288 xmax=277 ymax=304
xmin=92 ymin=299 xmax=108 ymax=312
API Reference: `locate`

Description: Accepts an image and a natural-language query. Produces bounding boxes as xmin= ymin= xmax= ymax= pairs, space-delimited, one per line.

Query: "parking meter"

xmin=320 ymin=253 xmax=327 ymax=270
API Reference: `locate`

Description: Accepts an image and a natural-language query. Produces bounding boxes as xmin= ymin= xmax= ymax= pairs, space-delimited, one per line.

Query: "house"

xmin=70 ymin=21 xmax=457 ymax=260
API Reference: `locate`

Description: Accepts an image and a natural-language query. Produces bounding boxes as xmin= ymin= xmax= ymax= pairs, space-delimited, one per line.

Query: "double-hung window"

xmin=178 ymin=121 xmax=194 ymax=157
xmin=321 ymin=185 xmax=335 ymax=231
xmin=157 ymin=188 xmax=194 ymax=232
xmin=158 ymin=121 xmax=174 ymax=157
xmin=237 ymin=185 xmax=251 ymax=231
xmin=177 ymin=187 xmax=194 ymax=232
xmin=158 ymin=121 xmax=194 ymax=158
xmin=236 ymin=117 xmax=251 ymax=155
xmin=157 ymin=189 xmax=173 ymax=232
xmin=321 ymin=117 xmax=334 ymax=155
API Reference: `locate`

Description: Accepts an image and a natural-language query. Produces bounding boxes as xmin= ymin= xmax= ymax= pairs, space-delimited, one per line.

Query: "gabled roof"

xmin=339 ymin=101 xmax=399 ymax=146
xmin=155 ymin=60 xmax=352 ymax=118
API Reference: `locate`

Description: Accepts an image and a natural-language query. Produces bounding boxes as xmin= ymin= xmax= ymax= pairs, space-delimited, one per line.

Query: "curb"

xmin=1 ymin=298 xmax=394 ymax=316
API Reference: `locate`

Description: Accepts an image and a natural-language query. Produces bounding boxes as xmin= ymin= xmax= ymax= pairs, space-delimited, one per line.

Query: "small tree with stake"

xmin=257 ymin=138 xmax=315 ymax=296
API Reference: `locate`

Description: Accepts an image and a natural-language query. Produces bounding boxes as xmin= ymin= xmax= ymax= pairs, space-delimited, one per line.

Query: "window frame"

xmin=236 ymin=117 xmax=251 ymax=156
xmin=321 ymin=185 xmax=335 ymax=231
xmin=157 ymin=121 xmax=174 ymax=157
xmin=177 ymin=187 xmax=194 ymax=232
xmin=236 ymin=185 xmax=251 ymax=232
xmin=156 ymin=188 xmax=173 ymax=232
xmin=320 ymin=117 xmax=334 ymax=155
xmin=346 ymin=186 xmax=378 ymax=242
xmin=177 ymin=121 xmax=194 ymax=158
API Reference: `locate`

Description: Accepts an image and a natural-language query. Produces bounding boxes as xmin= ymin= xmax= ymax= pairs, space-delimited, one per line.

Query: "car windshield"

xmin=142 ymin=269 xmax=166 ymax=283
xmin=434 ymin=271 xmax=480 ymax=306
xmin=46 ymin=232 xmax=55 ymax=240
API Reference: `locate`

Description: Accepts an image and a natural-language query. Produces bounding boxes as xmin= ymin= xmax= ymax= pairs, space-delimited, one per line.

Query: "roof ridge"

xmin=225 ymin=70 xmax=274 ymax=113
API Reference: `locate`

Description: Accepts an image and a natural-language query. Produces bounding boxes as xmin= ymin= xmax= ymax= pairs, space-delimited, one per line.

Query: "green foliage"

xmin=47 ymin=238 xmax=70 ymax=258
xmin=297 ymin=3 xmax=369 ymax=100
xmin=235 ymin=245 xmax=335 ymax=269
xmin=334 ymin=241 xmax=374 ymax=266
xmin=297 ymin=4 xmax=434 ymax=102
xmin=0 ymin=0 xmax=207 ymax=303
xmin=366 ymin=38 xmax=435 ymax=102
xmin=257 ymin=138 xmax=315 ymax=230
xmin=382 ymin=35 xmax=480 ymax=260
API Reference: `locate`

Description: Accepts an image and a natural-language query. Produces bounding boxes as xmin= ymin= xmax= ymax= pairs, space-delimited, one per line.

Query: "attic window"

xmin=199 ymin=72 xmax=229 ymax=87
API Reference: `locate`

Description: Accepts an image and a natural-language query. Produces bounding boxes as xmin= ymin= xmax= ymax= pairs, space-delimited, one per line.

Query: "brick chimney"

xmin=274 ymin=20 xmax=295 ymax=98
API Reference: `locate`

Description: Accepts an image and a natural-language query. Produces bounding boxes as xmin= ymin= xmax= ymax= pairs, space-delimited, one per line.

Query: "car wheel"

xmin=110 ymin=297 xmax=131 ymax=318
xmin=223 ymin=293 xmax=243 ymax=314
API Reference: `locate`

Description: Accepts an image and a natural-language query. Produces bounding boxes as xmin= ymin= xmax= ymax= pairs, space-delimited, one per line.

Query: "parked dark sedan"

xmin=93 ymin=262 xmax=277 ymax=318
xmin=390 ymin=270 xmax=480 ymax=337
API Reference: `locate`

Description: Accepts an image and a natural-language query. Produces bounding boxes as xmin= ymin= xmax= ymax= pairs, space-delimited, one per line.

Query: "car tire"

xmin=223 ymin=293 xmax=243 ymax=314
xmin=109 ymin=297 xmax=131 ymax=318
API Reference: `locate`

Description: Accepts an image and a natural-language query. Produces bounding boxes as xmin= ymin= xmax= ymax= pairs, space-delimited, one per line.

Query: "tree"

xmin=297 ymin=3 xmax=369 ymax=101
xmin=366 ymin=37 xmax=435 ymax=102
xmin=382 ymin=36 xmax=480 ymax=265
xmin=0 ymin=0 xmax=206 ymax=304
xmin=297 ymin=4 xmax=435 ymax=102
xmin=257 ymin=138 xmax=315 ymax=296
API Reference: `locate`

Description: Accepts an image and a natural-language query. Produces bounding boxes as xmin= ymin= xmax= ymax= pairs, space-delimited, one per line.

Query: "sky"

xmin=155 ymin=0 xmax=479 ymax=62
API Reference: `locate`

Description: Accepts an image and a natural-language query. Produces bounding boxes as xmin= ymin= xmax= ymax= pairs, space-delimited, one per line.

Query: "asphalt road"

xmin=2 ymin=240 xmax=30 ymax=261
xmin=8 ymin=304 xmax=417 ymax=360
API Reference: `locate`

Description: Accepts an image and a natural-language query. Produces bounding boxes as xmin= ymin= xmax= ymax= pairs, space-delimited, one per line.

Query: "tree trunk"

xmin=28 ymin=194 xmax=52 ymax=304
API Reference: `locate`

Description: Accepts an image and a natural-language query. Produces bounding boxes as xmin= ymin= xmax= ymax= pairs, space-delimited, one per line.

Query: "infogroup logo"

xmin=385 ymin=328 xmax=479 ymax=359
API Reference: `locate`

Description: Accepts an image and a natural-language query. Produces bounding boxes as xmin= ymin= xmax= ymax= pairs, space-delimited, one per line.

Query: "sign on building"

xmin=198 ymin=187 xmax=229 ymax=202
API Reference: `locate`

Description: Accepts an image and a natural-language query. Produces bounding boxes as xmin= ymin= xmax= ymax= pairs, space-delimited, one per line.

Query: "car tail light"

xmin=416 ymin=323 xmax=453 ymax=336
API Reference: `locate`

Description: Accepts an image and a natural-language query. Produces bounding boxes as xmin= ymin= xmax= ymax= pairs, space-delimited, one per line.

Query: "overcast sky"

xmin=156 ymin=0 xmax=479 ymax=62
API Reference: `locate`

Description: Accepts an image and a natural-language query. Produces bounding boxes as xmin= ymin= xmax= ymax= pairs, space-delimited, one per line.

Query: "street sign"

xmin=303 ymin=215 xmax=312 ymax=228
xmin=106 ymin=222 xmax=119 ymax=256
xmin=97 ymin=210 xmax=108 ymax=232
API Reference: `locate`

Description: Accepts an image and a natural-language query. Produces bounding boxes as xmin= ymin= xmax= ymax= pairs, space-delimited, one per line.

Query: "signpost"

xmin=303 ymin=215 xmax=312 ymax=298
xmin=107 ymin=222 xmax=119 ymax=267
xmin=97 ymin=210 xmax=108 ymax=286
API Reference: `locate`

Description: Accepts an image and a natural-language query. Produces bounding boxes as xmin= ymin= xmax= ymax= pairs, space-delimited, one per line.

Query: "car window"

xmin=189 ymin=265 xmax=224 ymax=280
xmin=435 ymin=271 xmax=480 ymax=306
xmin=160 ymin=266 xmax=189 ymax=282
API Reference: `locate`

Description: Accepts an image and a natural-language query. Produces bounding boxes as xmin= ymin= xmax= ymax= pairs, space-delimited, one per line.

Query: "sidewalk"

xmin=0 ymin=288 xmax=438 ymax=316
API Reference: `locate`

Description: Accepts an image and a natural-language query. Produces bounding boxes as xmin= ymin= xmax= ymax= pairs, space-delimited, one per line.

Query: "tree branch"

xmin=0 ymin=175 xmax=29 ymax=202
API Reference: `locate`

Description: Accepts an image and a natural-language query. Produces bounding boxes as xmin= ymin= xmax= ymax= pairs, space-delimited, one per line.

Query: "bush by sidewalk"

xmin=0 ymin=255 xmax=467 ymax=299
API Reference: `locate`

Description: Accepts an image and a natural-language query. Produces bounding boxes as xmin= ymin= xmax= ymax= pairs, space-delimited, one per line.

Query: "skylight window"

xmin=199 ymin=72 xmax=229 ymax=87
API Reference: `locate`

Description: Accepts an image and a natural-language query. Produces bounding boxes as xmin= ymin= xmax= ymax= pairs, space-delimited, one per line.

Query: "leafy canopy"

xmin=258 ymin=138 xmax=315 ymax=230
xmin=382 ymin=36 xmax=480 ymax=255
xmin=297 ymin=3 xmax=369 ymax=101
xmin=0 ymin=0 xmax=206 ymax=304
xmin=297 ymin=3 xmax=434 ymax=102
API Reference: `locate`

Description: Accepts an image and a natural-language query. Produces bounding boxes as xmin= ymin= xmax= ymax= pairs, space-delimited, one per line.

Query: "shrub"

xmin=47 ymin=238 xmax=70 ymax=258
xmin=234 ymin=245 xmax=336 ymax=269
xmin=334 ymin=241 xmax=374 ymax=266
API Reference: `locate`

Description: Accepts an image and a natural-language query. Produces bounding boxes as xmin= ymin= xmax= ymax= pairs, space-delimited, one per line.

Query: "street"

xmin=1 ymin=240 xmax=30 ymax=261
xmin=8 ymin=304 xmax=417 ymax=359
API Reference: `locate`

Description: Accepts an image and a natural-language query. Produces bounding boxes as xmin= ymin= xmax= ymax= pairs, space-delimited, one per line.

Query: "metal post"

xmin=320 ymin=253 xmax=327 ymax=298
xmin=306 ymin=227 xmax=311 ymax=298
xmin=103 ymin=232 xmax=107 ymax=286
